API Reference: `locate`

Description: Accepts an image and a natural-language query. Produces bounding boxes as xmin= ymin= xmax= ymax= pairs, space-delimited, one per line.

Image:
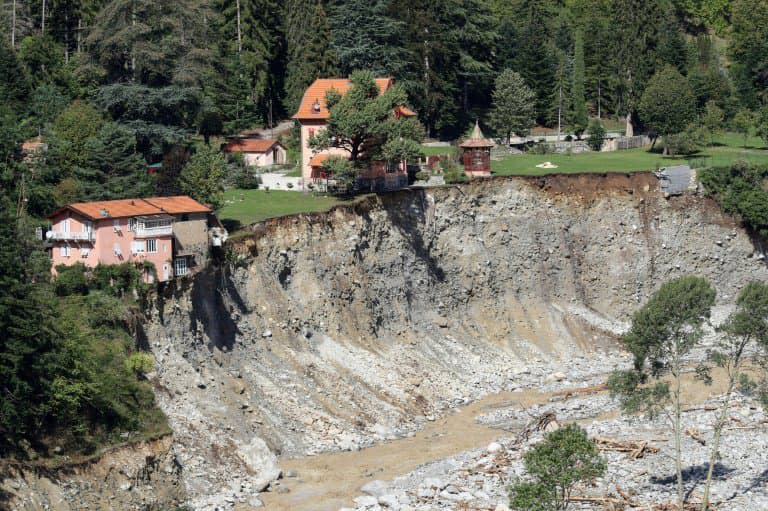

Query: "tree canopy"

xmin=309 ymin=70 xmax=423 ymax=170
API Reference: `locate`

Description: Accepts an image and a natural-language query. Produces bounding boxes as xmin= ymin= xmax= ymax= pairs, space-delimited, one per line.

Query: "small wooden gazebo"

xmin=460 ymin=121 xmax=494 ymax=176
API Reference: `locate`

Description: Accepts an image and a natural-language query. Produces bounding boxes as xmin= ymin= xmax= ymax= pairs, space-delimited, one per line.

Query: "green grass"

xmin=421 ymin=145 xmax=456 ymax=157
xmin=492 ymin=132 xmax=768 ymax=176
xmin=219 ymin=189 xmax=352 ymax=230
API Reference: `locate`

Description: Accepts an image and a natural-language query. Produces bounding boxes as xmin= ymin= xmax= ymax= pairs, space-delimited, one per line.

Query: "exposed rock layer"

xmin=143 ymin=173 xmax=767 ymax=509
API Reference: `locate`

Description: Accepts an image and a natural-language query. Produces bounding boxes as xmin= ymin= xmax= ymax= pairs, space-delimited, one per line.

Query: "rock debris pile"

xmin=346 ymin=392 xmax=768 ymax=511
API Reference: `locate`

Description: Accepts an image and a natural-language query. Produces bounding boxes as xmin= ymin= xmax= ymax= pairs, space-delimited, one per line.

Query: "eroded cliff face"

xmin=142 ymin=174 xmax=768 ymax=509
xmin=1 ymin=435 xmax=184 ymax=511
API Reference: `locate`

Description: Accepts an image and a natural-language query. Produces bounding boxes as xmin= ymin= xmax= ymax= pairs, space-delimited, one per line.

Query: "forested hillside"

xmin=0 ymin=0 xmax=766 ymax=214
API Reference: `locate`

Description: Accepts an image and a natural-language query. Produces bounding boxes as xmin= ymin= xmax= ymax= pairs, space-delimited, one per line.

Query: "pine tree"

xmin=571 ymin=30 xmax=588 ymax=137
xmin=0 ymin=196 xmax=59 ymax=452
xmin=211 ymin=0 xmax=279 ymax=131
xmin=498 ymin=0 xmax=557 ymax=126
xmin=0 ymin=37 xmax=30 ymax=113
xmin=86 ymin=0 xmax=211 ymax=86
xmin=329 ymin=0 xmax=408 ymax=78
xmin=283 ymin=0 xmax=337 ymax=114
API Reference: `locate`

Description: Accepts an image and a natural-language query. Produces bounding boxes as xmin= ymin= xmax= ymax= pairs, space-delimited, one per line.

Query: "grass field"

xmin=421 ymin=145 xmax=456 ymax=157
xmin=219 ymin=133 xmax=768 ymax=232
xmin=491 ymin=133 xmax=768 ymax=176
xmin=219 ymin=189 xmax=351 ymax=231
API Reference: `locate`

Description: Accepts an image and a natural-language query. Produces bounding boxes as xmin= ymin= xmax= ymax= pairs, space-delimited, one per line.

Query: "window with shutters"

xmin=173 ymin=257 xmax=188 ymax=276
xmin=60 ymin=245 xmax=70 ymax=257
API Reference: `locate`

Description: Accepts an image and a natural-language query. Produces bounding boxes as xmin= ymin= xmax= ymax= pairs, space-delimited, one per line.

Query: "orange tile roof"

xmin=48 ymin=196 xmax=210 ymax=220
xmin=294 ymin=78 xmax=394 ymax=120
xmin=144 ymin=196 xmax=212 ymax=215
xmin=223 ymin=138 xmax=283 ymax=153
xmin=309 ymin=154 xmax=332 ymax=167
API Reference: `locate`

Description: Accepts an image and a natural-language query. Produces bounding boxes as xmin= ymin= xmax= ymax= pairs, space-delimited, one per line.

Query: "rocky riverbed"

xmin=343 ymin=385 xmax=768 ymax=511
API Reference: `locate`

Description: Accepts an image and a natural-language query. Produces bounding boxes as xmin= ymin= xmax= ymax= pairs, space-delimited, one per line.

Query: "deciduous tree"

xmin=179 ymin=144 xmax=227 ymax=209
xmin=698 ymin=282 xmax=768 ymax=510
xmin=509 ymin=424 xmax=606 ymax=511
xmin=608 ymin=276 xmax=716 ymax=510
xmin=638 ymin=65 xmax=696 ymax=153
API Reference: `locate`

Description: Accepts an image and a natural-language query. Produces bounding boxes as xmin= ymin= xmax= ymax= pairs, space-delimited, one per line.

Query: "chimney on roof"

xmin=131 ymin=200 xmax=135 ymax=205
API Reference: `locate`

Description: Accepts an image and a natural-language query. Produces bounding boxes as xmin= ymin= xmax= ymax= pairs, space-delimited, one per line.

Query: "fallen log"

xmin=594 ymin=437 xmax=660 ymax=458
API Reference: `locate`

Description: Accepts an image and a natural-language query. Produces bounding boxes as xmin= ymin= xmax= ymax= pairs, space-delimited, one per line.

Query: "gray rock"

xmin=361 ymin=480 xmax=390 ymax=498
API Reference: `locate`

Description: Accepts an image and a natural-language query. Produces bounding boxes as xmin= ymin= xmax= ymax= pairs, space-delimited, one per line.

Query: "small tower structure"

xmin=460 ymin=121 xmax=494 ymax=177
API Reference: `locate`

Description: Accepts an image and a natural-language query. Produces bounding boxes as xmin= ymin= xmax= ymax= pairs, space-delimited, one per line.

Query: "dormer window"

xmin=312 ymin=99 xmax=321 ymax=113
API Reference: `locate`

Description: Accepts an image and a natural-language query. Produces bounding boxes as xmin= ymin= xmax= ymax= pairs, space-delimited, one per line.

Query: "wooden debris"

xmin=685 ymin=427 xmax=706 ymax=446
xmin=653 ymin=501 xmax=719 ymax=510
xmin=594 ymin=437 xmax=660 ymax=458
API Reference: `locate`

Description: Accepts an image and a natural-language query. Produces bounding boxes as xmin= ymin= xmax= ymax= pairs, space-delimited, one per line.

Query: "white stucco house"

xmin=223 ymin=138 xmax=287 ymax=167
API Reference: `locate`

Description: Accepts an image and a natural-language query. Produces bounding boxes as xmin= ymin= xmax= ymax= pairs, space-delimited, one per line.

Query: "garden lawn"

xmin=219 ymin=189 xmax=351 ymax=230
xmin=492 ymin=133 xmax=768 ymax=176
xmin=421 ymin=145 xmax=456 ymax=157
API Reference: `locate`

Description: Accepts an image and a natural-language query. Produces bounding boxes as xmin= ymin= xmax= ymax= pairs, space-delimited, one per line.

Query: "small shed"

xmin=223 ymin=138 xmax=286 ymax=167
xmin=460 ymin=121 xmax=494 ymax=176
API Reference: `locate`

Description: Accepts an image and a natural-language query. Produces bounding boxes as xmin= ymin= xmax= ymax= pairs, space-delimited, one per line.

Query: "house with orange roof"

xmin=46 ymin=196 xmax=227 ymax=282
xmin=223 ymin=138 xmax=287 ymax=167
xmin=293 ymin=77 xmax=417 ymax=189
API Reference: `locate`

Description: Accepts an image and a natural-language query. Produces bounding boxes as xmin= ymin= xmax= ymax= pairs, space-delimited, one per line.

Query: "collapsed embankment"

xmin=6 ymin=173 xmax=765 ymax=511
xmin=138 ymin=173 xmax=768 ymax=509
xmin=0 ymin=435 xmax=184 ymax=510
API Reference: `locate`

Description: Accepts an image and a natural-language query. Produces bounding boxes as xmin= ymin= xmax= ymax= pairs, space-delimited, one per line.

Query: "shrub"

xmin=286 ymin=182 xmax=294 ymax=189
xmin=509 ymin=424 xmax=605 ymax=511
xmin=586 ymin=120 xmax=606 ymax=151
xmin=442 ymin=160 xmax=467 ymax=184
xmin=124 ymin=352 xmax=155 ymax=377
xmin=528 ymin=143 xmax=551 ymax=155
xmin=663 ymin=123 xmax=705 ymax=157
xmin=414 ymin=171 xmax=430 ymax=181
xmin=699 ymin=161 xmax=768 ymax=237
xmin=234 ymin=169 xmax=261 ymax=189
xmin=54 ymin=263 xmax=89 ymax=296
xmin=92 ymin=263 xmax=142 ymax=296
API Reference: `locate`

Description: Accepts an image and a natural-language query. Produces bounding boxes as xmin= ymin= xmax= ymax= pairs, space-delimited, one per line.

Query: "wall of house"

xmin=299 ymin=121 xmax=347 ymax=181
xmin=50 ymin=211 xmax=98 ymax=269
xmin=243 ymin=153 xmax=264 ymax=166
xmin=94 ymin=219 xmax=173 ymax=281
xmin=50 ymin=213 xmax=175 ymax=282
xmin=172 ymin=214 xmax=210 ymax=270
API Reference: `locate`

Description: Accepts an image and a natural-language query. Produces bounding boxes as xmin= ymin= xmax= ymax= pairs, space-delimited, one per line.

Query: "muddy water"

xmin=259 ymin=368 xmax=732 ymax=511
xmin=259 ymin=388 xmax=557 ymax=511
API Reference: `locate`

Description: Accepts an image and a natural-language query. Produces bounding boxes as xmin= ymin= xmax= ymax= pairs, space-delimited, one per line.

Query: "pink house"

xmin=46 ymin=196 xmax=217 ymax=283
xmin=293 ymin=77 xmax=417 ymax=191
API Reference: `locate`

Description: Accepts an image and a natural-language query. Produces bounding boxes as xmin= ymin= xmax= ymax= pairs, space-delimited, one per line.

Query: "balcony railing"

xmin=135 ymin=224 xmax=173 ymax=237
xmin=47 ymin=230 xmax=95 ymax=242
